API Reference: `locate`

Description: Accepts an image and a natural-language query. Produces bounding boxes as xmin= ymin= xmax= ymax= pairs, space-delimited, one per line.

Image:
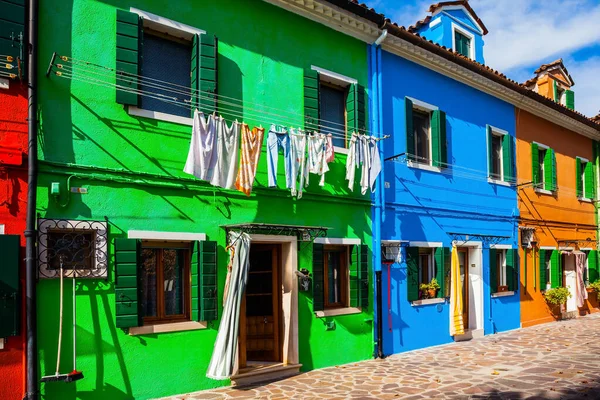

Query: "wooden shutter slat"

xmin=199 ymin=241 xmax=218 ymax=321
xmin=431 ymin=110 xmax=447 ymax=168
xmin=194 ymin=33 xmax=218 ymax=116
xmin=538 ymin=249 xmax=547 ymax=290
xmin=550 ymin=249 xmax=561 ymax=289
xmin=565 ymin=89 xmax=575 ymax=110
xmin=531 ymin=142 xmax=539 ymax=186
xmin=304 ymin=69 xmax=320 ymax=132
xmin=585 ymin=161 xmax=595 ymax=199
xmin=359 ymin=245 xmax=369 ymax=308
xmin=312 ymin=243 xmax=325 ymax=312
xmin=405 ymin=98 xmax=414 ymax=162
xmin=346 ymin=83 xmax=357 ymax=136
xmin=544 ymin=148 xmax=555 ymax=191
xmin=116 ymin=9 xmax=140 ymax=106
xmin=406 ymin=247 xmax=419 ymax=302
xmin=489 ymin=248 xmax=497 ymax=293
xmin=502 ymin=134 xmax=513 ymax=183
xmin=506 ymin=249 xmax=516 ymax=292
xmin=349 ymin=245 xmax=359 ymax=308
xmin=115 ymin=238 xmax=141 ymax=328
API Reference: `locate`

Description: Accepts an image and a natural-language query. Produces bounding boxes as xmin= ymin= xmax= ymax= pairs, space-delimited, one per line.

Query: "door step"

xmin=453 ymin=328 xmax=484 ymax=342
xmin=231 ymin=363 xmax=302 ymax=386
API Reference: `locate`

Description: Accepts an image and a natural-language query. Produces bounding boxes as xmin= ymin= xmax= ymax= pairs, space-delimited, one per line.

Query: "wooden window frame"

xmin=141 ymin=241 xmax=191 ymax=326
xmin=323 ymin=245 xmax=349 ymax=309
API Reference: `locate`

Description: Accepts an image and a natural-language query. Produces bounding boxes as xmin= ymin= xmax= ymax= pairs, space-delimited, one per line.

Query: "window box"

xmin=411 ymin=297 xmax=446 ymax=306
xmin=491 ymin=291 xmax=515 ymax=298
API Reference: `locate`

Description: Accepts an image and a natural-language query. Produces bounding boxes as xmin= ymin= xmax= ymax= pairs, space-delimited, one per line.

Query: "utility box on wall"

xmin=0 ymin=234 xmax=20 ymax=337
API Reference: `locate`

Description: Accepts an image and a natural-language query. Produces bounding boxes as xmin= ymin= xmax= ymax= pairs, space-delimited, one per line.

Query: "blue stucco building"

xmin=371 ymin=2 xmax=521 ymax=356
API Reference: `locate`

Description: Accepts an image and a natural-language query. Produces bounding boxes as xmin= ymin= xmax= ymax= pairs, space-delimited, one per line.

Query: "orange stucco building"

xmin=518 ymin=60 xmax=599 ymax=328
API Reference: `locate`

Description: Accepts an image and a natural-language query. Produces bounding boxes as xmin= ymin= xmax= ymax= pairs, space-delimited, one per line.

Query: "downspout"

xmin=372 ymin=29 xmax=387 ymax=359
xmin=25 ymin=0 xmax=39 ymax=398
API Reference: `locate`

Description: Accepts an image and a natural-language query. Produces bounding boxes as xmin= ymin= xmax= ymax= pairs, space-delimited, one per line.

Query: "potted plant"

xmin=544 ymin=286 xmax=571 ymax=314
xmin=587 ymin=280 xmax=600 ymax=295
xmin=419 ymin=278 xmax=441 ymax=299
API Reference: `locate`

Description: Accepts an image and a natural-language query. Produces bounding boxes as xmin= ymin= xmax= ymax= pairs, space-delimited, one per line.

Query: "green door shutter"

xmin=431 ymin=110 xmax=447 ymax=168
xmin=0 ymin=0 xmax=26 ymax=79
xmin=0 ymin=235 xmax=20 ymax=337
xmin=506 ymin=249 xmax=516 ymax=292
xmin=531 ymin=142 xmax=539 ymax=186
xmin=358 ymin=245 xmax=369 ymax=308
xmin=489 ymin=248 xmax=497 ymax=293
xmin=115 ymin=238 xmax=141 ymax=328
xmin=116 ymin=9 xmax=141 ymax=106
xmin=312 ymin=243 xmax=325 ymax=312
xmin=550 ymin=249 xmax=561 ymax=289
xmin=544 ymin=148 xmax=556 ymax=191
xmin=406 ymin=247 xmax=419 ymax=302
xmin=584 ymin=161 xmax=595 ymax=199
xmin=588 ymin=250 xmax=599 ymax=283
xmin=405 ymin=98 xmax=414 ymax=162
xmin=191 ymin=33 xmax=218 ymax=116
xmin=198 ymin=241 xmax=218 ymax=321
xmin=304 ymin=69 xmax=320 ymax=132
xmin=565 ymin=89 xmax=574 ymax=110
xmin=502 ymin=135 xmax=514 ymax=183
xmin=434 ymin=247 xmax=445 ymax=298
xmin=576 ymin=159 xmax=583 ymax=197
xmin=538 ymin=249 xmax=547 ymax=290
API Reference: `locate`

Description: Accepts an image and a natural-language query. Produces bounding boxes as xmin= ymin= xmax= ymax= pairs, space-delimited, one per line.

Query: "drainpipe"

xmin=371 ymin=29 xmax=387 ymax=359
xmin=25 ymin=0 xmax=39 ymax=398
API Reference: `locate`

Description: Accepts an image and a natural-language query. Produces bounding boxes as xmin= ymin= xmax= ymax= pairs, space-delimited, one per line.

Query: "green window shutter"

xmin=191 ymin=33 xmax=218 ymax=116
xmin=584 ymin=161 xmax=595 ymax=199
xmin=565 ymin=89 xmax=574 ymax=110
xmin=489 ymin=248 xmax=497 ymax=293
xmin=304 ymin=69 xmax=320 ymax=131
xmin=346 ymin=84 xmax=367 ymax=136
xmin=443 ymin=247 xmax=451 ymax=297
xmin=538 ymin=249 xmax=547 ymax=290
xmin=405 ymin=98 xmax=415 ymax=162
xmin=487 ymin=126 xmax=493 ymax=177
xmin=198 ymin=241 xmax=218 ymax=321
xmin=576 ymin=158 xmax=583 ymax=198
xmin=431 ymin=110 xmax=447 ymax=168
xmin=312 ymin=243 xmax=325 ymax=312
xmin=116 ymin=9 xmax=141 ymax=106
xmin=406 ymin=247 xmax=419 ymax=302
xmin=358 ymin=245 xmax=369 ymax=308
xmin=0 ymin=0 xmax=26 ymax=79
xmin=0 ymin=235 xmax=20 ymax=337
xmin=544 ymin=148 xmax=556 ymax=191
xmin=552 ymin=80 xmax=558 ymax=102
xmin=115 ymin=238 xmax=141 ymax=328
xmin=349 ymin=245 xmax=359 ymax=308
xmin=506 ymin=249 xmax=516 ymax=292
xmin=434 ymin=247 xmax=445 ymax=298
xmin=550 ymin=249 xmax=561 ymax=289
xmin=588 ymin=250 xmax=599 ymax=283
xmin=531 ymin=142 xmax=539 ymax=186
xmin=502 ymin=134 xmax=514 ymax=183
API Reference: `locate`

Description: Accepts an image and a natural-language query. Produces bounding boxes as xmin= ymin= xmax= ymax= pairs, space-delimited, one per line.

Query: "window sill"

xmin=333 ymin=146 xmax=349 ymax=155
xmin=127 ymin=106 xmax=193 ymax=126
xmin=534 ymin=188 xmax=554 ymax=196
xmin=129 ymin=320 xmax=207 ymax=335
xmin=314 ymin=307 xmax=362 ymax=318
xmin=578 ymin=197 xmax=593 ymax=203
xmin=487 ymin=178 xmax=511 ymax=187
xmin=411 ymin=298 xmax=446 ymax=306
xmin=407 ymin=161 xmax=441 ymax=173
xmin=492 ymin=291 xmax=515 ymax=298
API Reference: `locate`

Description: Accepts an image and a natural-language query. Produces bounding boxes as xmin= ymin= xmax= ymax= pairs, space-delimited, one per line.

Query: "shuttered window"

xmin=454 ymin=29 xmax=472 ymax=58
xmin=538 ymin=249 xmax=548 ymax=291
xmin=115 ymin=10 xmax=218 ymax=117
xmin=0 ymin=234 xmax=20 ymax=337
xmin=0 ymin=0 xmax=26 ymax=80
xmin=406 ymin=246 xmax=449 ymax=301
xmin=405 ymin=98 xmax=447 ymax=168
xmin=487 ymin=127 xmax=514 ymax=184
xmin=565 ymin=89 xmax=575 ymax=110
xmin=531 ymin=143 xmax=556 ymax=192
xmin=588 ymin=250 xmax=599 ymax=284
xmin=550 ymin=249 xmax=561 ymax=289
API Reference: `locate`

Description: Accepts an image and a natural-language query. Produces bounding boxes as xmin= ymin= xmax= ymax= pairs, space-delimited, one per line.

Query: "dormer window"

xmin=555 ymin=85 xmax=565 ymax=105
xmin=452 ymin=25 xmax=474 ymax=59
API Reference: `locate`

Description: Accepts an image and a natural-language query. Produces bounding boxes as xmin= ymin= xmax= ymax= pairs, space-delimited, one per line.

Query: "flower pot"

xmin=586 ymin=287 xmax=595 ymax=294
xmin=428 ymin=289 xmax=437 ymax=298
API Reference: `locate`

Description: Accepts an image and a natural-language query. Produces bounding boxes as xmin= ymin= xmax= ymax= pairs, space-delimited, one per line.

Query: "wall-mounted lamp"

xmin=520 ymin=227 xmax=536 ymax=248
xmin=381 ymin=244 xmax=402 ymax=264
xmin=295 ymin=268 xmax=311 ymax=292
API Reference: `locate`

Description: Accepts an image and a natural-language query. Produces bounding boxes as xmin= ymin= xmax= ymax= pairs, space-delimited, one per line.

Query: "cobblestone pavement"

xmin=163 ymin=314 xmax=600 ymax=399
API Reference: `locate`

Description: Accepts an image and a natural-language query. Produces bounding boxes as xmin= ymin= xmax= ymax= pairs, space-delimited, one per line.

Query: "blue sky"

xmin=363 ymin=0 xmax=600 ymax=117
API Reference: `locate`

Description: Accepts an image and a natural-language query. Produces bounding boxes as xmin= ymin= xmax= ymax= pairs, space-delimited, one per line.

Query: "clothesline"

xmin=55 ymin=68 xmax=371 ymax=143
xmin=51 ymin=54 xmax=389 ymax=138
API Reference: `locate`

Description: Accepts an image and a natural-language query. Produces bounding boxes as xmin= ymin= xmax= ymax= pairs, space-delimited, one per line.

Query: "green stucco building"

xmin=36 ymin=0 xmax=373 ymax=398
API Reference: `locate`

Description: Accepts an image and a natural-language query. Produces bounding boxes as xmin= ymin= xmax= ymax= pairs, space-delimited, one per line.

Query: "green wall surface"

xmin=36 ymin=0 xmax=372 ymax=399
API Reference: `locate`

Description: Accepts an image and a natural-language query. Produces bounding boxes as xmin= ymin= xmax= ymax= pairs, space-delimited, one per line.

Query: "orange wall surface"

xmin=516 ymin=109 xmax=597 ymax=328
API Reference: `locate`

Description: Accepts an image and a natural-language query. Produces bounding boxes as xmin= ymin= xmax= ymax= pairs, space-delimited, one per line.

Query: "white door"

xmin=564 ymin=255 xmax=577 ymax=312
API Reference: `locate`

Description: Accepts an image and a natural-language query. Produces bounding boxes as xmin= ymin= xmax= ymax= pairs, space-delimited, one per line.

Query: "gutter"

xmin=25 ymin=0 xmax=39 ymax=398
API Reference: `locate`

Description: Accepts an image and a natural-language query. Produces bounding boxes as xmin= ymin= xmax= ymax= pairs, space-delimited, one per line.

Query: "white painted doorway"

xmin=564 ymin=254 xmax=577 ymax=313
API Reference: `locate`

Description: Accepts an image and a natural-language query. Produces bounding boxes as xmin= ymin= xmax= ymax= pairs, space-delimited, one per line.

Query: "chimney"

xmin=523 ymin=59 xmax=575 ymax=110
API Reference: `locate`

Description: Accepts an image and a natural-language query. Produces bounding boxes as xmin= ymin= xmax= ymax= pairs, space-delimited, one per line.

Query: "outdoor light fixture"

xmin=295 ymin=268 xmax=311 ymax=291
xmin=520 ymin=227 xmax=536 ymax=248
xmin=381 ymin=243 xmax=403 ymax=264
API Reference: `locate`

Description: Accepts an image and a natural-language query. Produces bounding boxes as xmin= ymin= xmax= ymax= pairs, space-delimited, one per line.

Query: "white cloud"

xmin=564 ymin=56 xmax=600 ymax=117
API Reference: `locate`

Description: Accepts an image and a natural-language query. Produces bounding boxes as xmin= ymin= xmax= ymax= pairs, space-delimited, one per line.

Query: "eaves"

xmin=263 ymin=0 xmax=600 ymax=139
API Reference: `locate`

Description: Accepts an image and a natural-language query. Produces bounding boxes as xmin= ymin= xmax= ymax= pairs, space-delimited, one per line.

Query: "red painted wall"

xmin=0 ymin=80 xmax=28 ymax=400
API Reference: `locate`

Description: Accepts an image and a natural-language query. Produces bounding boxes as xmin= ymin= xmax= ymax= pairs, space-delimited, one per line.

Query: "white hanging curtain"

xmin=206 ymin=231 xmax=251 ymax=380
xmin=575 ymin=252 xmax=588 ymax=308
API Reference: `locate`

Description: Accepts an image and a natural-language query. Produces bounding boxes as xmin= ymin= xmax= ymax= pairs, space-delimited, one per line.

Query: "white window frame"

xmin=533 ymin=141 xmax=551 ymax=195
xmin=451 ymin=23 xmax=475 ymax=60
xmin=127 ymin=8 xmax=205 ymax=126
xmin=576 ymin=156 xmax=591 ymax=201
xmin=406 ymin=97 xmax=440 ymax=172
xmin=486 ymin=125 xmax=509 ymax=186
xmin=497 ymin=249 xmax=507 ymax=288
xmin=539 ymin=246 xmax=555 ymax=291
xmin=418 ymin=248 xmax=435 ymax=286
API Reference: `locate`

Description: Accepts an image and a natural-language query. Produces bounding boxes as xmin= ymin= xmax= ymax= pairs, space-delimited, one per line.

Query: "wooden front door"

xmin=457 ymin=249 xmax=469 ymax=330
xmin=239 ymin=244 xmax=281 ymax=368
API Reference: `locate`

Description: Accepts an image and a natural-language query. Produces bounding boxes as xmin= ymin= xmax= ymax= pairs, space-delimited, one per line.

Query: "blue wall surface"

xmin=377 ymin=49 xmax=520 ymax=356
